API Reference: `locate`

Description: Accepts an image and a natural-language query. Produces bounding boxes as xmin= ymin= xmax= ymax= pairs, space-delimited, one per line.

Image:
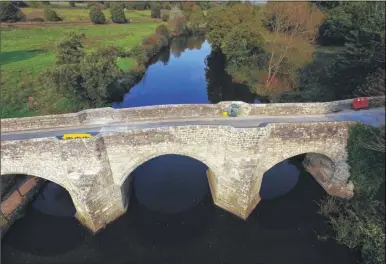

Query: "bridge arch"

xmin=118 ymin=150 xmax=221 ymax=209
xmin=0 ymin=171 xmax=87 ymax=224
xmin=248 ymin=146 xmax=352 ymax=212
xmin=261 ymin=152 xmax=336 ymax=194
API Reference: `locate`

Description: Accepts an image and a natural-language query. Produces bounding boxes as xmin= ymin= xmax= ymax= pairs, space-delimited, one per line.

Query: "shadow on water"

xmin=2 ymin=155 xmax=359 ymax=264
xmin=2 ymin=182 xmax=86 ymax=256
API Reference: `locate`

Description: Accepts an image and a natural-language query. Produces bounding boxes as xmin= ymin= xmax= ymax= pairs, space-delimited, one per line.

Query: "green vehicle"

xmin=222 ymin=104 xmax=241 ymax=117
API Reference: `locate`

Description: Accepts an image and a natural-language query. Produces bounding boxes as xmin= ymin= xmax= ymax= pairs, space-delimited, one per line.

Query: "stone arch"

xmin=261 ymin=152 xmax=336 ymax=192
xmin=118 ymin=150 xmax=221 ymax=186
xmin=0 ymin=171 xmax=86 ymax=223
xmin=0 ymin=170 xmax=69 ymax=193
xmin=248 ymin=147 xmax=352 ymax=213
xmin=118 ymin=150 xmax=221 ymax=208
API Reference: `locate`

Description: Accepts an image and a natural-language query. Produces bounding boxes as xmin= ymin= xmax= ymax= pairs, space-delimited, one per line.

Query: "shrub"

xmin=161 ymin=9 xmax=169 ymax=21
xmin=40 ymin=45 xmax=124 ymax=108
xmin=44 ymin=8 xmax=61 ymax=21
xmin=56 ymin=32 xmax=86 ymax=65
xmin=87 ymin=2 xmax=97 ymax=8
xmin=130 ymin=2 xmax=148 ymax=10
xmin=168 ymin=6 xmax=187 ymax=36
xmin=162 ymin=13 xmax=169 ymax=22
xmin=131 ymin=45 xmax=148 ymax=66
xmin=0 ymin=2 xmax=25 ymax=22
xmin=28 ymin=17 xmax=45 ymax=22
xmin=155 ymin=24 xmax=170 ymax=39
xmin=69 ymin=2 xmax=75 ymax=7
xmin=110 ymin=3 xmax=127 ymax=23
xmin=89 ymin=6 xmax=106 ymax=24
xmin=151 ymin=3 xmax=161 ymax=18
xmin=103 ymin=2 xmax=110 ymax=9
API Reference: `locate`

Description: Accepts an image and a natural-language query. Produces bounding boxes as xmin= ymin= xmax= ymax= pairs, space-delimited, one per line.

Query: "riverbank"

xmin=1 ymin=176 xmax=45 ymax=238
xmin=0 ymin=17 xmax=160 ymax=118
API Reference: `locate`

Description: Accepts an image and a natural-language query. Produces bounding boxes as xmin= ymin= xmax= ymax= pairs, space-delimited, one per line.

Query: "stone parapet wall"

xmin=1 ymin=96 xmax=384 ymax=133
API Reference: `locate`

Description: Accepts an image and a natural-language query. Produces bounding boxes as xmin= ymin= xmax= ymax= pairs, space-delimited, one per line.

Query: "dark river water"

xmin=1 ymin=36 xmax=359 ymax=264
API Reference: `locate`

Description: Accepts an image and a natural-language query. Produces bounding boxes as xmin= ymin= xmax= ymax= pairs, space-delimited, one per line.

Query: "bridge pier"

xmin=208 ymin=157 xmax=260 ymax=220
xmin=71 ymin=184 xmax=127 ymax=233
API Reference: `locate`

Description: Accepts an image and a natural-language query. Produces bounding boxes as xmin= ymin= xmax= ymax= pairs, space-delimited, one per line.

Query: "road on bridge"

xmin=1 ymin=107 xmax=385 ymax=141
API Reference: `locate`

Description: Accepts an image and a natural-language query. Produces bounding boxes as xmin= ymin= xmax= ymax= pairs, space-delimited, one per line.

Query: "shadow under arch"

xmin=119 ymin=150 xmax=221 ymax=208
xmin=117 ymin=153 xmax=218 ymax=248
xmin=249 ymin=153 xmax=336 ymax=230
xmin=0 ymin=173 xmax=87 ymax=256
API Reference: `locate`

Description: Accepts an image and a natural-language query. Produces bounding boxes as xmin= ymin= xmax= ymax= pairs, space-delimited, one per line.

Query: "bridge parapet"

xmin=1 ymin=96 xmax=384 ymax=133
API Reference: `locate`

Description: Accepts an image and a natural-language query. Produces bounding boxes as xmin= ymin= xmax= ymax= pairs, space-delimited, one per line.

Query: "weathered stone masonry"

xmin=1 ymin=121 xmax=358 ymax=233
xmin=2 ymin=97 xmax=384 ymax=232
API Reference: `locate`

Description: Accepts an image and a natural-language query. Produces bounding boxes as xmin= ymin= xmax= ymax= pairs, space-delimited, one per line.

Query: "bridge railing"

xmin=1 ymin=96 xmax=384 ymax=133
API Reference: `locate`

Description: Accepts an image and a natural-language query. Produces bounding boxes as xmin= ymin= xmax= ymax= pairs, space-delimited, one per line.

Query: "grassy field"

xmin=21 ymin=7 xmax=153 ymax=22
xmin=0 ymin=9 xmax=160 ymax=118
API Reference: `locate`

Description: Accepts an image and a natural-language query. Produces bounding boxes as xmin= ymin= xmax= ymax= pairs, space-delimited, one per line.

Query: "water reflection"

xmin=112 ymin=35 xmax=259 ymax=108
xmin=3 ymin=182 xmax=85 ymax=256
xmin=260 ymin=160 xmax=300 ymax=200
xmin=132 ymin=155 xmax=209 ymax=214
xmin=2 ymin=158 xmax=358 ymax=264
xmin=32 ymin=182 xmax=76 ymax=217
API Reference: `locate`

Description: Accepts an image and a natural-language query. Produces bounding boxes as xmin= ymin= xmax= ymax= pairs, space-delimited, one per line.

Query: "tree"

xmin=110 ymin=3 xmax=127 ymax=23
xmin=188 ymin=5 xmax=204 ymax=31
xmin=55 ymin=32 xmax=85 ymax=65
xmin=168 ymin=6 xmax=187 ymax=36
xmin=40 ymin=34 xmax=124 ymax=108
xmin=89 ymin=6 xmax=106 ymax=24
xmin=0 ymin=1 xmax=24 ymax=22
xmin=262 ymin=2 xmax=324 ymax=89
xmin=151 ymin=3 xmax=161 ymax=18
xmin=206 ymin=4 xmax=262 ymax=48
xmin=318 ymin=2 xmax=385 ymax=46
xmin=44 ymin=8 xmax=61 ymax=21
xmin=155 ymin=24 xmax=170 ymax=40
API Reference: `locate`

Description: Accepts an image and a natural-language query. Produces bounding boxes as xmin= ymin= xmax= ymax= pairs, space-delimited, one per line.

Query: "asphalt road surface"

xmin=1 ymin=107 xmax=384 ymax=141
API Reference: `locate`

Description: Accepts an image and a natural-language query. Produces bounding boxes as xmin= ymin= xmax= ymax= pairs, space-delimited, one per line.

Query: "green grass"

xmin=21 ymin=7 xmax=153 ymax=22
xmin=0 ymin=21 xmax=159 ymax=117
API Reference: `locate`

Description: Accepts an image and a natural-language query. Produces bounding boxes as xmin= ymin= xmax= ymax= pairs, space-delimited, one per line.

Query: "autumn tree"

xmin=262 ymin=2 xmax=325 ymax=90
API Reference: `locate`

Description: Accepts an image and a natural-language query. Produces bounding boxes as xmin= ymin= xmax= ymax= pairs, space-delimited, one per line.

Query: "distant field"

xmin=0 ymin=17 xmax=159 ymax=118
xmin=21 ymin=7 xmax=153 ymax=22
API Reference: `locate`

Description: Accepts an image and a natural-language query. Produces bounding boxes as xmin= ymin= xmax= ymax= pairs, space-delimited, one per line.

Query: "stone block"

xmin=1 ymin=191 xmax=22 ymax=217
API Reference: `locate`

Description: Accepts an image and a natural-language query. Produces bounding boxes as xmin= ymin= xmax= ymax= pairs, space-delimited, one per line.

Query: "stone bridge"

xmin=1 ymin=97 xmax=384 ymax=233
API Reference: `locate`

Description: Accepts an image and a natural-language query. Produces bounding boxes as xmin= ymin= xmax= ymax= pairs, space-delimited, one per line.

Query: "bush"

xmin=131 ymin=45 xmax=148 ymax=66
xmin=151 ymin=3 xmax=161 ymax=18
xmin=155 ymin=24 xmax=170 ymax=39
xmin=319 ymin=124 xmax=386 ymax=264
xmin=161 ymin=9 xmax=169 ymax=21
xmin=44 ymin=8 xmax=61 ymax=21
xmin=110 ymin=4 xmax=127 ymax=23
xmin=40 ymin=43 xmax=124 ymax=108
xmin=89 ymin=6 xmax=106 ymax=24
xmin=104 ymin=2 xmax=110 ymax=9
xmin=56 ymin=32 xmax=86 ymax=65
xmin=0 ymin=2 xmax=25 ymax=22
xmin=69 ymin=2 xmax=75 ymax=7
xmin=168 ymin=6 xmax=187 ymax=36
xmin=27 ymin=17 xmax=45 ymax=22
xmin=130 ymin=2 xmax=148 ymax=10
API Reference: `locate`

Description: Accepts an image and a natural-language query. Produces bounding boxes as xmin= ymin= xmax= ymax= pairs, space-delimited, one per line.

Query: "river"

xmin=1 ymin=36 xmax=359 ymax=264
